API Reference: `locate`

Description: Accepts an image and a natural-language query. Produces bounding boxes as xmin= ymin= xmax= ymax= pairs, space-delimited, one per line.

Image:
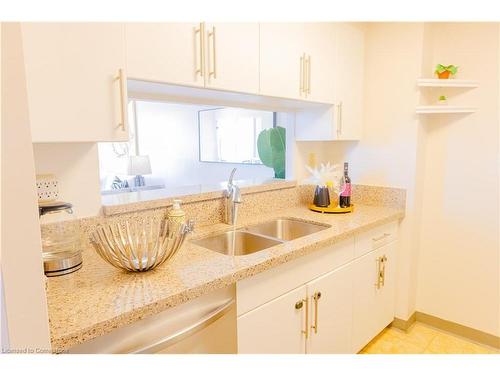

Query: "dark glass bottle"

xmin=339 ymin=162 xmax=351 ymax=208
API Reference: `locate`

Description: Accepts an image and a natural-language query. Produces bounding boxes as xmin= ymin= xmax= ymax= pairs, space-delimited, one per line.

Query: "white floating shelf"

xmin=417 ymin=78 xmax=479 ymax=88
xmin=416 ymin=106 xmax=477 ymax=114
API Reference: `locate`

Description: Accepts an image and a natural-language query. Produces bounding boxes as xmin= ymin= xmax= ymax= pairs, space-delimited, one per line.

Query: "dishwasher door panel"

xmin=69 ymin=286 xmax=237 ymax=354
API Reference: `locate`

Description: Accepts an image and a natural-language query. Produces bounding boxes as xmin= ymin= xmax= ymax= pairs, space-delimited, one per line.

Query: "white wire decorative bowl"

xmin=90 ymin=218 xmax=194 ymax=272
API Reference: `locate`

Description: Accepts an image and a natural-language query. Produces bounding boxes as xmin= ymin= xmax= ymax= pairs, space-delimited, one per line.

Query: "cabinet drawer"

xmin=354 ymin=221 xmax=398 ymax=258
xmin=237 ymin=237 xmax=354 ymax=316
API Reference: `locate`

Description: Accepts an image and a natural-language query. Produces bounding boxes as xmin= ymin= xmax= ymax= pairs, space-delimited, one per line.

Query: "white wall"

xmin=1 ymin=22 xmax=51 ymax=352
xmin=416 ymin=23 xmax=500 ymax=336
xmin=345 ymin=23 xmax=427 ymax=321
xmin=347 ymin=22 xmax=500 ymax=337
xmin=0 ymin=20 xmax=6 ymax=351
xmin=33 ymin=143 xmax=102 ymax=218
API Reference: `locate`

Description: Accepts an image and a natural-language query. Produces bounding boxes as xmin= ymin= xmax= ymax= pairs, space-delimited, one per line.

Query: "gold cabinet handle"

xmin=297 ymin=297 xmax=309 ymax=339
xmin=208 ymin=26 xmax=217 ymax=79
xmin=295 ymin=298 xmax=309 ymax=339
xmin=115 ymin=68 xmax=127 ymax=132
xmin=338 ymin=101 xmax=343 ymax=136
xmin=306 ymin=55 xmax=311 ymax=94
xmin=374 ymin=255 xmax=388 ymax=289
xmin=374 ymin=256 xmax=382 ymax=289
xmin=380 ymin=255 xmax=387 ymax=287
xmin=311 ymin=291 xmax=321 ymax=334
xmin=299 ymin=54 xmax=305 ymax=95
xmin=194 ymin=23 xmax=205 ymax=78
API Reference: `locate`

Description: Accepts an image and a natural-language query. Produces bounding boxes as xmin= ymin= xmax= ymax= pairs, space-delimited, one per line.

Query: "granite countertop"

xmin=46 ymin=204 xmax=405 ymax=351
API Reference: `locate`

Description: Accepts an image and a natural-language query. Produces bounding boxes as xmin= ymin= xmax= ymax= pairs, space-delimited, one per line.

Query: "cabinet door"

xmin=306 ymin=263 xmax=354 ymax=354
xmin=352 ymin=241 xmax=397 ymax=352
xmin=259 ymin=23 xmax=305 ymax=100
xmin=22 ymin=23 xmax=128 ymax=142
xmin=333 ymin=23 xmax=365 ymax=140
xmin=126 ymin=23 xmax=204 ymax=87
xmin=302 ymin=23 xmax=336 ymax=104
xmin=295 ymin=106 xmax=337 ymax=141
xmin=237 ymin=285 xmax=306 ymax=354
xmin=204 ymin=23 xmax=259 ymax=94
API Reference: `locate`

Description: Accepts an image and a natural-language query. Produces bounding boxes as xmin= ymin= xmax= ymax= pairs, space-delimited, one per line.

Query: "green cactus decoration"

xmin=257 ymin=126 xmax=286 ymax=179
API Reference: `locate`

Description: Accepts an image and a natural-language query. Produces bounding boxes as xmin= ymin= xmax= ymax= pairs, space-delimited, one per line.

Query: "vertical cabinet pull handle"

xmin=375 ymin=256 xmax=382 ymax=289
xmin=208 ymin=26 xmax=217 ymax=79
xmin=299 ymin=54 xmax=305 ymax=95
xmin=374 ymin=255 xmax=388 ymax=289
xmin=116 ymin=68 xmax=127 ymax=132
xmin=311 ymin=291 xmax=321 ymax=334
xmin=294 ymin=298 xmax=309 ymax=339
xmin=306 ymin=55 xmax=311 ymax=94
xmin=337 ymin=101 xmax=343 ymax=137
xmin=303 ymin=297 xmax=309 ymax=339
xmin=380 ymin=255 xmax=387 ymax=287
xmin=194 ymin=23 xmax=205 ymax=78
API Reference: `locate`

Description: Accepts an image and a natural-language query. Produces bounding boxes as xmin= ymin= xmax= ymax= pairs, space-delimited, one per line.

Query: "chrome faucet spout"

xmin=224 ymin=168 xmax=242 ymax=225
xmin=228 ymin=168 xmax=237 ymax=187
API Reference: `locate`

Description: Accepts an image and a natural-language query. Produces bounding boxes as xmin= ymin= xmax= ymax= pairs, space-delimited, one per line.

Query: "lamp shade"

xmin=126 ymin=155 xmax=152 ymax=175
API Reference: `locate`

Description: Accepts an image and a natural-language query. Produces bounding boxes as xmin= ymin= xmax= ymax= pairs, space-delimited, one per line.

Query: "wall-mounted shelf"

xmin=416 ymin=106 xmax=477 ymax=114
xmin=416 ymin=78 xmax=479 ymax=88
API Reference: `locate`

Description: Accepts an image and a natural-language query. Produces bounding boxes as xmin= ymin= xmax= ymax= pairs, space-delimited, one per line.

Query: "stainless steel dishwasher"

xmin=69 ymin=285 xmax=237 ymax=354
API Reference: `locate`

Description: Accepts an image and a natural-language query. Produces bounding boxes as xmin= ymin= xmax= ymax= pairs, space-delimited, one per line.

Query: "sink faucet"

xmin=224 ymin=168 xmax=242 ymax=225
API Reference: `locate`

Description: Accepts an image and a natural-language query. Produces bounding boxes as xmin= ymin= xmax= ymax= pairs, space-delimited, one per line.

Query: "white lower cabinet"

xmin=237 ymin=285 xmax=307 ymax=354
xmin=306 ymin=263 xmax=354 ymax=354
xmin=352 ymin=241 xmax=397 ymax=352
xmin=237 ymin=265 xmax=354 ymax=354
xmin=237 ymin=222 xmax=398 ymax=354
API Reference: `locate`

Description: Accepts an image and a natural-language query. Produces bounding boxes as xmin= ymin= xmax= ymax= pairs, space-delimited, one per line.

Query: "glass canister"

xmin=39 ymin=202 xmax=82 ymax=277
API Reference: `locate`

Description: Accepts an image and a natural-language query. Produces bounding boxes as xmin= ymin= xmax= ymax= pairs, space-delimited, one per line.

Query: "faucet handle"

xmin=233 ymin=185 xmax=242 ymax=203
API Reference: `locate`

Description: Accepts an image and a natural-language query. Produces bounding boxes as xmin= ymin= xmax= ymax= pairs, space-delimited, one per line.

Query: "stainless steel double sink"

xmin=192 ymin=218 xmax=330 ymax=256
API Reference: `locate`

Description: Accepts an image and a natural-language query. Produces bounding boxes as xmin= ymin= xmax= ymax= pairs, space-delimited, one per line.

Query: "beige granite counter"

xmin=46 ymin=203 xmax=404 ymax=352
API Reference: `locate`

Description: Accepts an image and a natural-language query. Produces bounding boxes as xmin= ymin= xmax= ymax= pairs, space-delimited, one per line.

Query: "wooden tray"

xmin=309 ymin=203 xmax=354 ymax=214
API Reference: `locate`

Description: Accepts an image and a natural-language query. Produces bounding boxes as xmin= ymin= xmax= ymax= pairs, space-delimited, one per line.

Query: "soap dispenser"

xmin=168 ymin=199 xmax=186 ymax=235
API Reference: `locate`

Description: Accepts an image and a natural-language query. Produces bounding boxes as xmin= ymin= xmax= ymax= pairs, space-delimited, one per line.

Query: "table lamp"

xmin=127 ymin=155 xmax=152 ymax=187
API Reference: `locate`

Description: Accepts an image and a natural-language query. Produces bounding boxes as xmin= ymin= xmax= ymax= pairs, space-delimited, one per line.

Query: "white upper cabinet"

xmin=203 ymin=23 xmax=259 ymax=94
xmin=126 ymin=23 xmax=205 ymax=87
xmin=295 ymin=23 xmax=365 ymax=141
xmin=259 ymin=23 xmax=305 ymax=100
xmin=22 ymin=23 xmax=129 ymax=143
xmin=333 ymin=23 xmax=365 ymax=140
xmin=259 ymin=23 xmax=335 ymax=104
xmin=126 ymin=23 xmax=259 ymax=94
xmin=302 ymin=23 xmax=336 ymax=104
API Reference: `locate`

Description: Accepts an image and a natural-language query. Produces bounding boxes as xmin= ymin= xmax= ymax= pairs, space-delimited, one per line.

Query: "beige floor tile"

xmin=359 ymin=322 xmax=499 ymax=355
xmin=363 ymin=334 xmax=424 ymax=354
xmin=385 ymin=323 xmax=437 ymax=349
xmin=425 ymin=333 xmax=498 ymax=354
